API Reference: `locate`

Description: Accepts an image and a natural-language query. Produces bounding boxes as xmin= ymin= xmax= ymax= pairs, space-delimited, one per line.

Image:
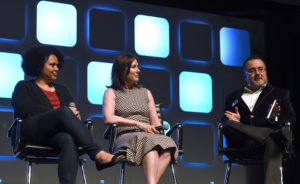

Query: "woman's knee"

xmin=51 ymin=132 xmax=76 ymax=150
xmin=160 ymin=150 xmax=171 ymax=160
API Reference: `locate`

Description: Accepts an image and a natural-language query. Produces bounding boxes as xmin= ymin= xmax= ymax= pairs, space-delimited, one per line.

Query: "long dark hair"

xmin=108 ymin=53 xmax=139 ymax=90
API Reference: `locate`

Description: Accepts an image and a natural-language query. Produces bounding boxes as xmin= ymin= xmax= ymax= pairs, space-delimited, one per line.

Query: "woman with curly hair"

xmin=11 ymin=45 xmax=124 ymax=184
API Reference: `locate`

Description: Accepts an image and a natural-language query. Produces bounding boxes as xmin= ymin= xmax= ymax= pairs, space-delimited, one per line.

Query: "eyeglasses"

xmin=247 ymin=67 xmax=266 ymax=74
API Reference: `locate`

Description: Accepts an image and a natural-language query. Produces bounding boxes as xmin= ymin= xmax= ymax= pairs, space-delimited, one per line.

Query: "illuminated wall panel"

xmin=180 ymin=21 xmax=212 ymax=62
xmin=220 ymin=27 xmax=251 ymax=67
xmin=36 ymin=1 xmax=77 ymax=47
xmin=0 ymin=52 xmax=23 ymax=99
xmin=179 ymin=71 xmax=212 ymax=113
xmin=89 ymin=8 xmax=125 ymax=52
xmin=55 ymin=59 xmax=78 ymax=100
xmin=87 ymin=61 xmax=112 ymax=105
xmin=139 ymin=67 xmax=170 ymax=107
xmin=0 ymin=1 xmax=25 ymax=41
xmin=0 ymin=0 xmax=265 ymax=183
xmin=134 ymin=15 xmax=170 ymax=58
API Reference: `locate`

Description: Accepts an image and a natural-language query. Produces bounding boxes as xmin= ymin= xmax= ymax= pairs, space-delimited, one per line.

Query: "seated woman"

xmin=11 ymin=45 xmax=124 ymax=184
xmin=103 ymin=53 xmax=178 ymax=184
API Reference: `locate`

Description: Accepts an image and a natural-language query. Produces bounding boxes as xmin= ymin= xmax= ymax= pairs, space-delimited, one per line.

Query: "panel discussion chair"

xmin=103 ymin=104 xmax=183 ymax=184
xmin=218 ymin=121 xmax=294 ymax=184
xmin=7 ymin=118 xmax=94 ymax=184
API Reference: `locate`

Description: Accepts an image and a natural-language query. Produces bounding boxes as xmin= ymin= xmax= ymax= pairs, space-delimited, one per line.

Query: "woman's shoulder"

xmin=140 ymin=87 xmax=150 ymax=93
xmin=105 ymin=87 xmax=116 ymax=96
xmin=15 ymin=80 xmax=35 ymax=88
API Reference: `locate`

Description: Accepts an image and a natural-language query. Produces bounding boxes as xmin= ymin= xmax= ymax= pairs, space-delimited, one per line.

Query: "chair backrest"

xmin=7 ymin=118 xmax=23 ymax=155
xmin=155 ymin=104 xmax=163 ymax=125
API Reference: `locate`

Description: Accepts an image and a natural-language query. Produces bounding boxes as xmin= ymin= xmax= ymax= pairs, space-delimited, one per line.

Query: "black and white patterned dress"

xmin=113 ymin=87 xmax=178 ymax=165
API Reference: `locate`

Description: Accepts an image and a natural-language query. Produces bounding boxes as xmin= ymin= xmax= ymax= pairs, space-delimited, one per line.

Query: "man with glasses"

xmin=221 ymin=55 xmax=295 ymax=184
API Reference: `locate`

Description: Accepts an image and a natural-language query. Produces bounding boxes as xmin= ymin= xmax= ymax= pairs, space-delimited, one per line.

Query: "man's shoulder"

xmin=265 ymin=84 xmax=289 ymax=95
xmin=226 ymin=88 xmax=243 ymax=98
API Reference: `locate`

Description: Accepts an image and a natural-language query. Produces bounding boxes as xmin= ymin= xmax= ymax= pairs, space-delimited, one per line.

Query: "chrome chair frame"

xmin=103 ymin=104 xmax=183 ymax=184
xmin=7 ymin=118 xmax=93 ymax=184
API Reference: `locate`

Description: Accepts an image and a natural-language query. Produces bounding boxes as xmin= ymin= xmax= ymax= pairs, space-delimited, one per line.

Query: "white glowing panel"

xmin=87 ymin=62 xmax=112 ymax=105
xmin=0 ymin=52 xmax=24 ymax=98
xmin=134 ymin=14 xmax=169 ymax=58
xmin=179 ymin=71 xmax=212 ymax=113
xmin=37 ymin=1 xmax=77 ymax=47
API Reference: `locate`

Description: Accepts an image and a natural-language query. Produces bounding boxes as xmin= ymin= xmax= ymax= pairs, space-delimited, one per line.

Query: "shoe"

xmin=96 ymin=153 xmax=125 ymax=171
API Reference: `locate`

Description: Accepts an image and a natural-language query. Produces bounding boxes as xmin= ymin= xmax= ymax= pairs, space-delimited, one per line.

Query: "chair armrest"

xmin=103 ymin=123 xmax=117 ymax=153
xmin=218 ymin=123 xmax=224 ymax=154
xmin=166 ymin=123 xmax=183 ymax=156
xmin=84 ymin=119 xmax=93 ymax=135
xmin=7 ymin=118 xmax=23 ymax=154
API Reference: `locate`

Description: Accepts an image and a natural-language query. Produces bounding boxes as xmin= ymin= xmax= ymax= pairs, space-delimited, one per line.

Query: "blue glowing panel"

xmin=0 ymin=52 xmax=23 ymax=98
xmin=163 ymin=121 xmax=170 ymax=135
xmin=87 ymin=62 xmax=112 ymax=105
xmin=220 ymin=27 xmax=251 ymax=67
xmin=179 ymin=71 xmax=212 ymax=113
xmin=36 ymin=1 xmax=77 ymax=47
xmin=134 ymin=15 xmax=169 ymax=58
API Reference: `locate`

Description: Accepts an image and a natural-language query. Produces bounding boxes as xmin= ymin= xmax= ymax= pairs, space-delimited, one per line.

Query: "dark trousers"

xmin=34 ymin=106 xmax=101 ymax=184
xmin=223 ymin=120 xmax=283 ymax=184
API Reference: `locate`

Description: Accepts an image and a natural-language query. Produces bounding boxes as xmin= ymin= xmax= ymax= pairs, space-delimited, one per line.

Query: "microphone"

xmin=155 ymin=124 xmax=169 ymax=131
xmin=69 ymin=102 xmax=76 ymax=108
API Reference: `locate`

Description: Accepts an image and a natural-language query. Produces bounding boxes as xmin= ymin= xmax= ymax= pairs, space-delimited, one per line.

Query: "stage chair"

xmin=7 ymin=118 xmax=93 ymax=184
xmin=103 ymin=104 xmax=183 ymax=184
xmin=218 ymin=122 xmax=294 ymax=184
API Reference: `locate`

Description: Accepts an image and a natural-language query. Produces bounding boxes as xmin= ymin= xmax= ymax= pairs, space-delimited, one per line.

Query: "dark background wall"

xmin=0 ymin=0 xmax=297 ymax=183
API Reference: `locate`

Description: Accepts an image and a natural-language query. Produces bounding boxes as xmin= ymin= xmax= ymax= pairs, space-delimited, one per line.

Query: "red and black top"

xmin=40 ymin=88 xmax=61 ymax=109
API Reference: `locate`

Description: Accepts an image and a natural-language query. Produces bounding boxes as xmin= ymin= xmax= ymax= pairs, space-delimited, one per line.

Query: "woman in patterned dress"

xmin=103 ymin=53 xmax=178 ymax=184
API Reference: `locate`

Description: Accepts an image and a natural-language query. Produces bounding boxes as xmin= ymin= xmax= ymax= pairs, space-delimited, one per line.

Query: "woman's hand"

xmin=69 ymin=107 xmax=82 ymax=120
xmin=136 ymin=122 xmax=159 ymax=134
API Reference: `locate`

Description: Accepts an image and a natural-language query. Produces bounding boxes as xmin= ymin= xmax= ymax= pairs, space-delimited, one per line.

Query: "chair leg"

xmin=79 ymin=159 xmax=87 ymax=184
xmin=27 ymin=160 xmax=32 ymax=184
xmin=170 ymin=163 xmax=177 ymax=184
xmin=119 ymin=161 xmax=125 ymax=184
xmin=224 ymin=162 xmax=231 ymax=184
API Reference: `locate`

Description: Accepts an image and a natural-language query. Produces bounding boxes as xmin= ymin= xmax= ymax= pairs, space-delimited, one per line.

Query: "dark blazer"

xmin=221 ymin=84 xmax=296 ymax=128
xmin=11 ymin=80 xmax=73 ymax=141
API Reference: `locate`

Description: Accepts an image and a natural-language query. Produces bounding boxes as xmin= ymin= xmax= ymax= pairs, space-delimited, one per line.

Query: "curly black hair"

xmin=22 ymin=45 xmax=65 ymax=77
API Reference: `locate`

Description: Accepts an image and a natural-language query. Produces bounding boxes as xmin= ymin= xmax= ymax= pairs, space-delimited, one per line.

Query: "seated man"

xmin=221 ymin=55 xmax=295 ymax=184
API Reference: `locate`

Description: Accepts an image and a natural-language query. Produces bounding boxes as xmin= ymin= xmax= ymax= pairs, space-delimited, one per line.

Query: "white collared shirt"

xmin=241 ymin=84 xmax=266 ymax=112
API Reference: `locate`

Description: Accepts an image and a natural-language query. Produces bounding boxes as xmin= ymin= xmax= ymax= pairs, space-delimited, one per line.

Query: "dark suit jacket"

xmin=221 ymin=83 xmax=296 ymax=128
xmin=11 ymin=80 xmax=73 ymax=141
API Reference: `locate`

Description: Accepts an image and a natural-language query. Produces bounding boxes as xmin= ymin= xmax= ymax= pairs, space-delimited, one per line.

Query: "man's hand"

xmin=225 ymin=107 xmax=240 ymax=122
xmin=268 ymin=102 xmax=280 ymax=121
